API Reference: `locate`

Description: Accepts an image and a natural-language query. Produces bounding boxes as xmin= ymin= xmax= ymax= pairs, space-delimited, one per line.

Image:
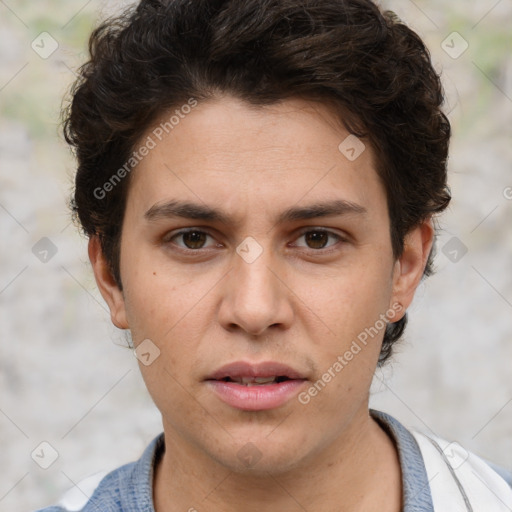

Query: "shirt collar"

xmin=371 ymin=409 xmax=434 ymax=511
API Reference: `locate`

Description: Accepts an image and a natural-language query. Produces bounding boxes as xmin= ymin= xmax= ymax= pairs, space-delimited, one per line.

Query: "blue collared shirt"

xmin=35 ymin=410 xmax=511 ymax=511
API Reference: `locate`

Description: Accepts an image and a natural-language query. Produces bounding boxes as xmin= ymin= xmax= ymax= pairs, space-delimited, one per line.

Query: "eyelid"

xmin=163 ymin=226 xmax=348 ymax=254
xmin=291 ymin=227 xmax=347 ymax=250
xmin=163 ymin=228 xmax=220 ymax=249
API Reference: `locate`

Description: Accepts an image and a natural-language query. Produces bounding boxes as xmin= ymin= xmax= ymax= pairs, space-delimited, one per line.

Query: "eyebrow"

xmin=144 ymin=198 xmax=367 ymax=224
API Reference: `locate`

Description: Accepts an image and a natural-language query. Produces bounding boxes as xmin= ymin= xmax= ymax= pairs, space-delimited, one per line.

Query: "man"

xmin=38 ymin=0 xmax=512 ymax=510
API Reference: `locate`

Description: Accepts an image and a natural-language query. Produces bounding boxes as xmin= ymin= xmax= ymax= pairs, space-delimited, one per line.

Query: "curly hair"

xmin=62 ymin=0 xmax=451 ymax=364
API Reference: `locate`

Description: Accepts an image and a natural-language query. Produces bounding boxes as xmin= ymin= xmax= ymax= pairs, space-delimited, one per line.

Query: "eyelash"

xmin=163 ymin=228 xmax=347 ymax=255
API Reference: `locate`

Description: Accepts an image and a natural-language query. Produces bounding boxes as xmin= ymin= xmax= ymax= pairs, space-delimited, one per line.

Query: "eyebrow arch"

xmin=277 ymin=199 xmax=367 ymax=223
xmin=144 ymin=198 xmax=367 ymax=224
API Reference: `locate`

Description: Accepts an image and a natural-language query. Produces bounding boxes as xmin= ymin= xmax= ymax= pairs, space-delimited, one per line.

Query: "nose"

xmin=217 ymin=242 xmax=294 ymax=336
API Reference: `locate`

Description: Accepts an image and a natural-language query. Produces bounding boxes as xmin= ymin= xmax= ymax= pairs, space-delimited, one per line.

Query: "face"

xmin=91 ymin=95 xmax=431 ymax=475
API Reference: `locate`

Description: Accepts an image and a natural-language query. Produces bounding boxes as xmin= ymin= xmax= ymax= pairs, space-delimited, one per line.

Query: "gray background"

xmin=1 ymin=0 xmax=511 ymax=510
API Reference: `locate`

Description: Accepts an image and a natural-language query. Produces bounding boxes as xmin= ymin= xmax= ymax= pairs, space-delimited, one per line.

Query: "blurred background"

xmin=0 ymin=0 xmax=511 ymax=510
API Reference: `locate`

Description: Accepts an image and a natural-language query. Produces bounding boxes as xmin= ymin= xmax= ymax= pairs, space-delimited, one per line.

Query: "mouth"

xmin=205 ymin=361 xmax=308 ymax=411
xmin=216 ymin=376 xmax=293 ymax=385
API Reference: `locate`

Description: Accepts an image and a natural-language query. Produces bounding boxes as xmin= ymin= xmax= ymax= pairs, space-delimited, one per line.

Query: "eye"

xmin=163 ymin=227 xmax=346 ymax=254
xmin=165 ymin=229 xmax=218 ymax=250
xmin=292 ymin=229 xmax=345 ymax=251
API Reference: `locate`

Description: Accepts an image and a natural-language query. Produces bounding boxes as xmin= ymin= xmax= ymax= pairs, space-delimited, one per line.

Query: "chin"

xmin=207 ymin=428 xmax=315 ymax=476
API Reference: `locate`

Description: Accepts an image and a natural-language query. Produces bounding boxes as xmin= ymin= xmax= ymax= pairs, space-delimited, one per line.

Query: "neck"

xmin=153 ymin=410 xmax=402 ymax=512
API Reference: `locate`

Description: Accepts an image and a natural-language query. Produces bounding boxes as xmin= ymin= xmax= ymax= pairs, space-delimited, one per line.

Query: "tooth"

xmin=246 ymin=377 xmax=277 ymax=385
xmin=230 ymin=377 xmax=278 ymax=385
xmin=254 ymin=377 xmax=276 ymax=384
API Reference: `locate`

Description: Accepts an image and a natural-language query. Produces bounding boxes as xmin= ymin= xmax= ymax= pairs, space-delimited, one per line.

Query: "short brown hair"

xmin=63 ymin=0 xmax=451 ymax=364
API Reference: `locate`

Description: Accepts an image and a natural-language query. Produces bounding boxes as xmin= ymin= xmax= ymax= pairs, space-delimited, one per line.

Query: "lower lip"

xmin=206 ymin=380 xmax=306 ymax=411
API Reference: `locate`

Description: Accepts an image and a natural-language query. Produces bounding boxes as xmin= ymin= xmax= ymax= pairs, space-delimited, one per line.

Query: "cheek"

xmin=302 ymin=270 xmax=392 ymax=406
xmin=308 ymin=262 xmax=394 ymax=335
xmin=124 ymin=280 xmax=203 ymax=344
xmin=120 ymin=243 xmax=206 ymax=337
xmin=298 ymin=262 xmax=395 ymax=398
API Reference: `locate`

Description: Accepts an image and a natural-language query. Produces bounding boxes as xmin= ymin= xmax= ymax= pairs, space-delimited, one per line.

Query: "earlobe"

xmin=390 ymin=219 xmax=434 ymax=320
xmin=88 ymin=236 xmax=129 ymax=329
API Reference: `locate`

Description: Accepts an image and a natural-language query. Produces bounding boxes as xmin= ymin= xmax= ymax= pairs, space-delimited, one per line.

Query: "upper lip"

xmin=206 ymin=361 xmax=307 ymax=381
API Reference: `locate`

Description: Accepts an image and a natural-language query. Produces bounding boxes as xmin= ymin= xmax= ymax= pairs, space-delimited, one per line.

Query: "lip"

xmin=205 ymin=361 xmax=307 ymax=411
xmin=206 ymin=361 xmax=306 ymax=381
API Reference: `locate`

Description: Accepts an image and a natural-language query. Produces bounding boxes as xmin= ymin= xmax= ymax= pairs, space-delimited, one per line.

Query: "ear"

xmin=88 ymin=236 xmax=129 ymax=329
xmin=389 ymin=219 xmax=434 ymax=321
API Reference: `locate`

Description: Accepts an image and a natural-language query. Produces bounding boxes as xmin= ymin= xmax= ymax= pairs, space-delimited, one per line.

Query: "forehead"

xmin=127 ymin=95 xmax=385 ymax=221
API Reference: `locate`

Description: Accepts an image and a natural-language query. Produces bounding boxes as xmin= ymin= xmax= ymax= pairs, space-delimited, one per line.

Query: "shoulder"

xmin=371 ymin=409 xmax=512 ymax=511
xmin=486 ymin=460 xmax=512 ymax=488
xmin=410 ymin=429 xmax=512 ymax=509
xmin=34 ymin=433 xmax=164 ymax=512
xmin=410 ymin=429 xmax=512 ymax=483
xmin=35 ymin=471 xmax=108 ymax=511
xmin=33 ymin=465 xmax=136 ymax=512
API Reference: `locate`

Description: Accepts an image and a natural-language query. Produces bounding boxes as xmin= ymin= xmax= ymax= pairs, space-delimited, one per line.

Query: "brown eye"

xmin=304 ymin=231 xmax=329 ymax=249
xmin=294 ymin=229 xmax=342 ymax=251
xmin=166 ymin=229 xmax=214 ymax=250
xmin=182 ymin=231 xmax=208 ymax=249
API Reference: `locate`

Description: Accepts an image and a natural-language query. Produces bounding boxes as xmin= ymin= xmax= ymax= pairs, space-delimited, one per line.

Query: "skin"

xmin=90 ymin=95 xmax=433 ymax=512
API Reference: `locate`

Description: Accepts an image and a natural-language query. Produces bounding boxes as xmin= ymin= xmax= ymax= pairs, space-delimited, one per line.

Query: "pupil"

xmin=306 ymin=231 xmax=327 ymax=249
xmin=184 ymin=231 xmax=206 ymax=249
